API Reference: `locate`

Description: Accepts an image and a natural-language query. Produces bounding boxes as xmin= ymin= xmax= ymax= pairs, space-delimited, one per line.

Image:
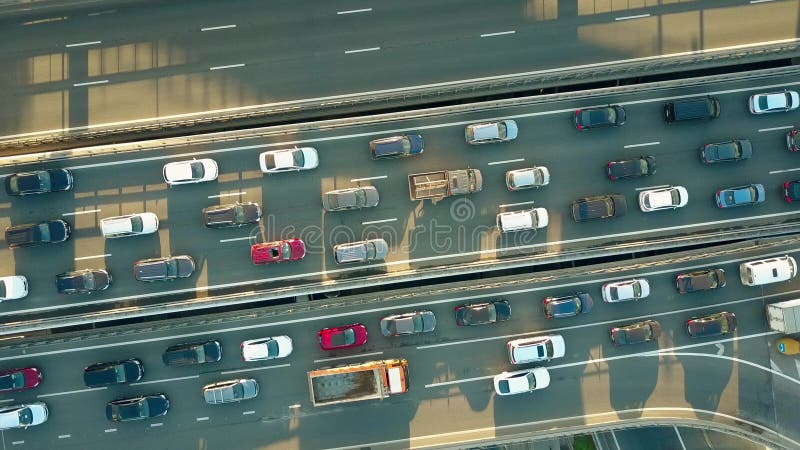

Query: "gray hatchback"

xmin=134 ymin=255 xmax=195 ymax=282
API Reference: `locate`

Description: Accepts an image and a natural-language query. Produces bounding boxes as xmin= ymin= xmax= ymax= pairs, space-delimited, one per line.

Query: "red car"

xmin=251 ymin=239 xmax=306 ymax=265
xmin=317 ymin=324 xmax=368 ymax=350
xmin=0 ymin=367 xmax=42 ymax=392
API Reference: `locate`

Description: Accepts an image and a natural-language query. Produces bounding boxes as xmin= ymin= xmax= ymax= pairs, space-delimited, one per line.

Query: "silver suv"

xmin=333 ymin=239 xmax=389 ymax=264
xmin=202 ymin=379 xmax=259 ymax=404
xmin=322 ymin=186 xmax=379 ymax=211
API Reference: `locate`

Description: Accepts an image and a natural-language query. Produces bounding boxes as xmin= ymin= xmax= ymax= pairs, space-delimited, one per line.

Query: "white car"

xmin=241 ymin=336 xmax=293 ymax=361
xmin=507 ymin=335 xmax=566 ymax=365
xmin=465 ymin=120 xmax=518 ymax=144
xmin=100 ymin=213 xmax=159 ymax=238
xmin=496 ymin=208 xmax=548 ymax=233
xmin=749 ymin=90 xmax=800 ymax=114
xmin=259 ymin=147 xmax=319 ymax=173
xmin=638 ymin=185 xmax=688 ymax=212
xmin=493 ymin=367 xmax=550 ymax=396
xmin=602 ymin=278 xmax=650 ymax=303
xmin=0 ymin=403 xmax=48 ymax=430
xmin=162 ymin=158 xmax=218 ymax=185
xmin=0 ymin=276 xmax=28 ymax=301
xmin=505 ymin=167 xmax=550 ymax=190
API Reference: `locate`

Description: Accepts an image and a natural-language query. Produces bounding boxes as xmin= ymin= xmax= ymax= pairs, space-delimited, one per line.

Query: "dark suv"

xmin=571 ymin=195 xmax=627 ymax=222
xmin=5 ymin=169 xmax=73 ymax=196
xmin=5 ymin=220 xmax=70 ymax=248
xmin=84 ymin=359 xmax=143 ymax=387
xmin=134 ymin=255 xmax=195 ymax=282
xmin=607 ymin=156 xmax=656 ymax=180
xmin=162 ymin=340 xmax=222 ymax=366
xmin=56 ymin=269 xmax=111 ymax=294
xmin=202 ymin=203 xmax=261 ymax=228
xmin=700 ymin=140 xmax=752 ymax=164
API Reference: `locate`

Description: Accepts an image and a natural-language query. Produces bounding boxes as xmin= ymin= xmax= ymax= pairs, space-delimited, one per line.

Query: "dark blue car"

xmin=369 ymin=134 xmax=424 ymax=159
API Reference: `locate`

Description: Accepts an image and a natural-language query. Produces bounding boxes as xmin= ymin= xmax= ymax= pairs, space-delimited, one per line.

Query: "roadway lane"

xmin=0 ymin=0 xmax=798 ymax=136
xmin=0 ymin=237 xmax=798 ymax=449
xmin=5 ymin=70 xmax=800 ymax=326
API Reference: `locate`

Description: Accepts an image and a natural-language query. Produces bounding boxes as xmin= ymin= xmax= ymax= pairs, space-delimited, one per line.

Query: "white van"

xmin=496 ymin=208 xmax=548 ymax=233
xmin=739 ymin=255 xmax=797 ymax=286
xmin=101 ymin=213 xmax=159 ymax=238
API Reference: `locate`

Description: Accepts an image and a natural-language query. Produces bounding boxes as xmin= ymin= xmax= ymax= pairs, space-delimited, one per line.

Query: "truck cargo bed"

xmin=310 ymin=369 xmax=381 ymax=403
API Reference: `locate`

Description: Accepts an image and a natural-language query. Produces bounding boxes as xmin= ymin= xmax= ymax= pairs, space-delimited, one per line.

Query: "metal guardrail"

xmin=2 ymin=40 xmax=799 ymax=152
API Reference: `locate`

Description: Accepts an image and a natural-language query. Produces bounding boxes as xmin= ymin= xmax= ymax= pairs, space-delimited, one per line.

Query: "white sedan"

xmin=259 ymin=147 xmax=319 ymax=173
xmin=0 ymin=276 xmax=28 ymax=301
xmin=749 ymin=90 xmax=800 ymax=114
xmin=602 ymin=278 xmax=650 ymax=303
xmin=493 ymin=367 xmax=550 ymax=396
xmin=241 ymin=336 xmax=293 ymax=361
xmin=162 ymin=158 xmax=218 ymax=185
xmin=638 ymin=185 xmax=688 ymax=212
xmin=0 ymin=403 xmax=48 ymax=430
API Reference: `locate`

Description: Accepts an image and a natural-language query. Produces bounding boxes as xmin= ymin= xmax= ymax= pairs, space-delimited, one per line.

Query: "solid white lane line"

xmin=314 ymin=351 xmax=383 ymax=363
xmin=208 ymin=192 xmax=245 ymax=198
xmin=104 ymin=428 xmax=117 ymax=433
xmin=635 ymin=184 xmax=669 ymax=191
xmin=480 ymin=30 xmax=515 ymax=38
xmin=615 ymin=13 xmax=650 ymax=21
xmin=220 ymin=236 xmax=251 ymax=243
xmin=220 ymin=363 xmax=290 ymax=375
xmin=0 ymin=398 xmax=15 ymax=403
xmin=488 ymin=158 xmax=524 ymax=166
xmin=58 ymin=435 xmax=71 ymax=439
xmin=345 ymin=47 xmax=380 ymax=54
xmin=210 ymin=63 xmax=245 ymax=71
xmin=759 ymin=125 xmax=793 ymax=132
xmin=62 ymin=208 xmax=101 ymax=216
xmin=674 ymin=426 xmax=687 ymax=450
xmin=362 ymin=218 xmax=396 ymax=225
xmin=197 ymin=417 xmax=209 ymax=421
xmin=337 ymin=8 xmax=372 ymax=14
xmin=130 ymin=375 xmax=198 ymax=386
xmin=243 ymin=410 xmax=255 ymax=415
xmin=75 ymin=253 xmax=110 ymax=261
xmin=769 ymin=167 xmax=800 ymax=174
xmin=350 ymin=175 xmax=387 ymax=182
xmin=201 ymin=24 xmax=237 ymax=31
xmin=38 ymin=387 xmax=106 ymax=397
xmin=151 ymin=423 xmax=163 ymax=427
xmin=623 ymin=141 xmax=660 ymax=148
xmin=498 ymin=201 xmax=535 ymax=208
xmin=65 ymin=40 xmax=101 ymax=47
xmin=88 ymin=10 xmax=117 ymax=17
xmin=751 ymin=0 xmax=776 ymax=3
xmin=73 ymin=80 xmax=108 ymax=87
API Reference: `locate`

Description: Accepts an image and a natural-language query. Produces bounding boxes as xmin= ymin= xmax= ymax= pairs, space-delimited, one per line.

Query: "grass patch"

xmin=573 ymin=434 xmax=597 ymax=450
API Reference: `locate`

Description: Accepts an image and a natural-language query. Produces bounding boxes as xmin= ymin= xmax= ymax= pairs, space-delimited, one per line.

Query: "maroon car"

xmin=251 ymin=239 xmax=306 ymax=265
xmin=318 ymin=324 xmax=368 ymax=350
xmin=0 ymin=367 xmax=42 ymax=392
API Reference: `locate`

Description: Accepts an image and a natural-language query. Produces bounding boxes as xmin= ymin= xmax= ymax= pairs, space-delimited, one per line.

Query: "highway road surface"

xmin=3 ymin=69 xmax=800 ymax=328
xmin=0 ymin=0 xmax=798 ymax=137
xmin=0 ymin=236 xmax=798 ymax=449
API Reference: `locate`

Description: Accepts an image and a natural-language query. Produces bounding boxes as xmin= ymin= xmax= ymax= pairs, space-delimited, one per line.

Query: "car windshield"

xmin=190 ymin=161 xmax=204 ymax=179
xmin=365 ymin=242 xmax=376 ymax=259
xmin=83 ymin=272 xmax=96 ymax=290
xmin=670 ymin=189 xmax=681 ymax=204
xmin=0 ymin=282 xmax=5 ymax=297
xmin=326 ymin=194 xmax=340 ymax=209
xmin=281 ymin=242 xmax=291 ymax=259
xmin=631 ymin=283 xmax=642 ymax=297
xmin=231 ymin=383 xmax=244 ymax=398
xmin=411 ymin=315 xmax=423 ymax=332
xmin=165 ymin=259 xmax=178 ymax=277
xmin=121 ymin=400 xmax=146 ymax=419
xmin=17 ymin=408 xmax=32 ymax=426
xmin=292 ymin=150 xmax=305 ymax=167
xmin=353 ymin=190 xmax=366 ymax=207
xmin=266 ymin=339 xmax=279 ymax=357
xmin=497 ymin=123 xmax=507 ymax=139
xmin=131 ymin=216 xmax=143 ymax=232
xmin=233 ymin=205 xmax=245 ymax=223
xmin=36 ymin=223 xmax=51 ymax=241
xmin=114 ymin=364 xmax=126 ymax=382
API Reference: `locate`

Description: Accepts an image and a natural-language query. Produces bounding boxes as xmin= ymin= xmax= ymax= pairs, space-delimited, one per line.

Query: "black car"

xmin=106 ymin=394 xmax=169 ymax=422
xmin=787 ymin=129 xmax=799 ymax=152
xmin=700 ymin=140 xmax=752 ymax=164
xmin=675 ymin=268 xmax=726 ymax=294
xmin=56 ymin=269 xmax=111 ymax=294
xmin=5 ymin=219 xmax=70 ymax=248
xmin=574 ymin=105 xmax=626 ymax=130
xmin=609 ymin=320 xmax=661 ymax=346
xmin=606 ymin=156 xmax=656 ymax=180
xmin=454 ymin=300 xmax=511 ymax=326
xmin=571 ymin=194 xmax=627 ymax=222
xmin=134 ymin=255 xmax=195 ymax=282
xmin=369 ymin=134 xmax=424 ymax=159
xmin=202 ymin=202 xmax=261 ymax=228
xmin=784 ymin=181 xmax=800 ymax=203
xmin=84 ymin=359 xmax=143 ymax=387
xmin=162 ymin=340 xmax=222 ymax=366
xmin=686 ymin=312 xmax=737 ymax=338
xmin=543 ymin=293 xmax=593 ymax=319
xmin=5 ymin=169 xmax=73 ymax=196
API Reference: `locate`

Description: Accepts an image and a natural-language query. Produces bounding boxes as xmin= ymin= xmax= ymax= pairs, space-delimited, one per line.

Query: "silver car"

xmin=202 ymin=379 xmax=259 ymax=404
xmin=465 ymin=120 xmax=518 ymax=144
xmin=333 ymin=238 xmax=389 ymax=264
xmin=380 ymin=310 xmax=436 ymax=336
xmin=322 ymin=186 xmax=379 ymax=211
